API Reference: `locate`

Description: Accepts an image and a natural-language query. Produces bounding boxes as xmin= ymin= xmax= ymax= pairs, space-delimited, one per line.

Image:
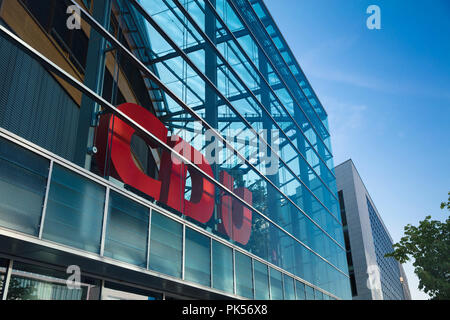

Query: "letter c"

xmin=96 ymin=103 xmax=167 ymax=200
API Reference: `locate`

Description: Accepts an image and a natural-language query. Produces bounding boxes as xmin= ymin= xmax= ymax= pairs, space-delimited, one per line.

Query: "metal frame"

xmin=182 ymin=224 xmax=186 ymax=281
xmin=67 ymin=0 xmax=346 ymax=254
xmin=146 ymin=208 xmax=152 ymax=270
xmin=229 ymin=0 xmax=332 ymax=144
xmin=0 ymin=22 xmax=348 ymax=275
xmin=210 ymin=237 xmax=213 ymax=288
xmin=132 ymin=0 xmax=341 ymax=226
xmin=177 ymin=0 xmax=338 ymax=188
xmin=0 ymin=253 xmax=175 ymax=301
xmin=169 ymin=0 xmax=341 ymax=223
xmin=232 ymin=248 xmax=237 ymax=295
xmin=0 ymin=126 xmax=341 ymax=299
xmin=1 ymin=259 xmax=13 ymax=300
xmin=38 ymin=161 xmax=54 ymax=239
xmin=0 ymin=128 xmax=348 ymax=299
xmin=100 ymin=187 xmax=110 ymax=256
xmin=248 ymin=0 xmax=330 ymax=123
xmin=0 ymin=3 xmax=351 ymax=300
xmin=251 ymin=258 xmax=255 ymax=299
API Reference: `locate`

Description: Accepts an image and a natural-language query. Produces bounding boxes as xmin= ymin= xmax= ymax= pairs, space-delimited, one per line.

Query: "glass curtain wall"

xmin=0 ymin=0 xmax=351 ymax=299
xmin=5 ymin=261 xmax=101 ymax=300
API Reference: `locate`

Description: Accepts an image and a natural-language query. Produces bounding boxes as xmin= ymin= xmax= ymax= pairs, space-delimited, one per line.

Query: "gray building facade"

xmin=335 ymin=159 xmax=411 ymax=300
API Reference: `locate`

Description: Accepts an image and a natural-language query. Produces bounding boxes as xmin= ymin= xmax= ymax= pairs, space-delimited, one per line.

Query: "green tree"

xmin=385 ymin=192 xmax=450 ymax=300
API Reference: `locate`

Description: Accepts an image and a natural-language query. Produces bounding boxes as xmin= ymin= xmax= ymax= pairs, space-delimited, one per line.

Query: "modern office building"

xmin=335 ymin=160 xmax=411 ymax=300
xmin=0 ymin=0 xmax=351 ymax=300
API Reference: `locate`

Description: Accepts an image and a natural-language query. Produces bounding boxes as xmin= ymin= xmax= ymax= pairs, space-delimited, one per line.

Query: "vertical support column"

xmin=100 ymin=187 xmax=110 ymax=256
xmin=182 ymin=224 xmax=186 ymax=280
xmin=99 ymin=279 xmax=106 ymax=300
xmin=210 ymin=237 xmax=213 ymax=288
xmin=147 ymin=208 xmax=152 ymax=270
xmin=74 ymin=0 xmax=112 ymax=169
xmin=259 ymin=47 xmax=281 ymax=266
xmin=232 ymin=248 xmax=236 ymax=295
xmin=318 ymin=138 xmax=334 ymax=215
xmin=293 ymin=106 xmax=312 ymax=280
xmin=204 ymin=0 xmax=219 ymax=232
xmin=251 ymin=258 xmax=255 ymax=299
xmin=293 ymin=277 xmax=297 ymax=300
xmin=267 ymin=266 xmax=272 ymax=300
xmin=1 ymin=259 xmax=13 ymax=300
xmin=39 ymin=160 xmax=54 ymax=239
xmin=205 ymin=0 xmax=218 ymax=131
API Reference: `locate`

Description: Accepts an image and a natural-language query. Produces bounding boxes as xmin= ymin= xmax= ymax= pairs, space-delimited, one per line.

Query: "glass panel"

xmin=149 ymin=211 xmax=183 ymax=278
xmin=102 ymin=281 xmax=163 ymax=300
xmin=0 ymin=137 xmax=49 ymax=236
xmin=185 ymin=228 xmax=211 ymax=287
xmin=104 ymin=191 xmax=149 ymax=268
xmin=305 ymin=285 xmax=315 ymax=300
xmin=212 ymin=240 xmax=234 ymax=294
xmin=6 ymin=261 xmax=101 ymax=300
xmin=269 ymin=268 xmax=283 ymax=300
xmin=315 ymin=290 xmax=324 ymax=300
xmin=254 ymin=260 xmax=269 ymax=300
xmin=283 ymin=274 xmax=295 ymax=300
xmin=43 ymin=164 xmax=105 ymax=253
xmin=235 ymin=251 xmax=253 ymax=299
xmin=295 ymin=280 xmax=306 ymax=300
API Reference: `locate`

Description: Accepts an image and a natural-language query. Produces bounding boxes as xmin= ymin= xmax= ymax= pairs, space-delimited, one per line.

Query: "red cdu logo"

xmin=96 ymin=103 xmax=253 ymax=245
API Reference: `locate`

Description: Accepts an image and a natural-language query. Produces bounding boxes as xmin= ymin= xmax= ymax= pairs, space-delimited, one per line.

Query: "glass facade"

xmin=43 ymin=164 xmax=105 ymax=254
xmin=253 ymin=260 xmax=269 ymax=300
xmin=212 ymin=240 xmax=234 ymax=294
xmin=104 ymin=191 xmax=149 ymax=267
xmin=235 ymin=251 xmax=253 ymax=299
xmin=0 ymin=136 xmax=339 ymax=300
xmin=367 ymin=198 xmax=405 ymax=300
xmin=295 ymin=280 xmax=306 ymax=300
xmin=185 ymin=228 xmax=211 ymax=287
xmin=5 ymin=261 xmax=101 ymax=300
xmin=0 ymin=0 xmax=351 ymax=300
xmin=269 ymin=268 xmax=283 ymax=300
xmin=0 ymin=138 xmax=49 ymax=236
xmin=305 ymin=284 xmax=315 ymax=300
xmin=283 ymin=274 xmax=295 ymax=300
xmin=149 ymin=211 xmax=183 ymax=278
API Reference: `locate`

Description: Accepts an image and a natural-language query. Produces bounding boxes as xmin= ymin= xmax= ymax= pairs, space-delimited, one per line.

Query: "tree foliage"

xmin=385 ymin=192 xmax=450 ymax=300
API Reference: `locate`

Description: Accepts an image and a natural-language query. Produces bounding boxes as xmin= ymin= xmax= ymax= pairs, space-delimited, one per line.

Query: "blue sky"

xmin=265 ymin=0 xmax=450 ymax=299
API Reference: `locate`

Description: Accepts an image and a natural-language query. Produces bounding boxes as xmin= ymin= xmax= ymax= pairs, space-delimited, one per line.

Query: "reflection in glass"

xmin=212 ymin=240 xmax=234 ymax=294
xmin=43 ymin=164 xmax=105 ymax=253
xmin=269 ymin=268 xmax=283 ymax=300
xmin=6 ymin=261 xmax=100 ymax=300
xmin=149 ymin=211 xmax=183 ymax=278
xmin=0 ymin=138 xmax=49 ymax=236
xmin=315 ymin=290 xmax=324 ymax=300
xmin=185 ymin=228 xmax=211 ymax=287
xmin=283 ymin=274 xmax=295 ymax=300
xmin=254 ymin=260 xmax=269 ymax=300
xmin=295 ymin=280 xmax=306 ymax=300
xmin=104 ymin=191 xmax=149 ymax=267
xmin=305 ymin=285 xmax=315 ymax=300
xmin=235 ymin=251 xmax=253 ymax=299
